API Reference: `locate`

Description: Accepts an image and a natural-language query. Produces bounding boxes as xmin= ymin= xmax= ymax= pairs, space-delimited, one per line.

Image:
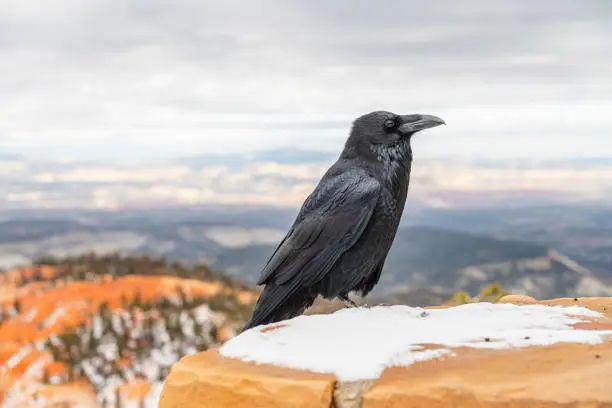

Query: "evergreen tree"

xmin=42 ymin=367 xmax=50 ymax=384
xmin=133 ymin=291 xmax=144 ymax=309
xmin=115 ymin=388 xmax=122 ymax=408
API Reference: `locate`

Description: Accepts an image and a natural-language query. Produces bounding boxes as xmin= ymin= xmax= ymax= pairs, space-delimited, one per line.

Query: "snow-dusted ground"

xmin=0 ymin=299 xmax=225 ymax=408
xmin=221 ymin=303 xmax=612 ymax=381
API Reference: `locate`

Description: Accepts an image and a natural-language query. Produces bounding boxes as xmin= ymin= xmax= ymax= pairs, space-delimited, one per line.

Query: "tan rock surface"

xmin=541 ymin=297 xmax=612 ymax=318
xmin=159 ymin=349 xmax=336 ymax=408
xmin=364 ymin=342 xmax=612 ymax=408
xmin=159 ymin=297 xmax=612 ymax=408
xmin=497 ymin=294 xmax=538 ymax=304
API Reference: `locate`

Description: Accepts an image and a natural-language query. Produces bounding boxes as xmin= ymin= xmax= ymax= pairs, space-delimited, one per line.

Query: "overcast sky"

xmin=0 ymin=0 xmax=611 ymax=161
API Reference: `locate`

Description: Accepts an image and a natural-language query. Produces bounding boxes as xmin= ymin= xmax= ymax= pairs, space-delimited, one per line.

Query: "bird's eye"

xmin=383 ymin=118 xmax=396 ymax=129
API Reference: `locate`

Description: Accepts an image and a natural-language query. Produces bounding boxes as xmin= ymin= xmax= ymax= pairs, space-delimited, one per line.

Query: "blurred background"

xmin=1 ymin=1 xmax=611 ymax=406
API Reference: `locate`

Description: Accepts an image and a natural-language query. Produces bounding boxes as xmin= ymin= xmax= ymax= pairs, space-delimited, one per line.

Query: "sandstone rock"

xmin=159 ymin=297 xmax=612 ymax=408
xmin=542 ymin=297 xmax=612 ymax=318
xmin=364 ymin=342 xmax=612 ymax=408
xmin=333 ymin=380 xmax=376 ymax=408
xmin=159 ymin=349 xmax=335 ymax=408
xmin=497 ymin=294 xmax=538 ymax=304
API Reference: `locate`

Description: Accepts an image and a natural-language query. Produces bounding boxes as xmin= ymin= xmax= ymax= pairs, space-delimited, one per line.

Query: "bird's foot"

xmin=343 ymin=299 xmax=359 ymax=308
xmin=340 ymin=297 xmax=360 ymax=308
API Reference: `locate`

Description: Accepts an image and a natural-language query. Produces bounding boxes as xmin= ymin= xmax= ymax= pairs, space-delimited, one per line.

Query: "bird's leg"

xmin=339 ymin=295 xmax=359 ymax=308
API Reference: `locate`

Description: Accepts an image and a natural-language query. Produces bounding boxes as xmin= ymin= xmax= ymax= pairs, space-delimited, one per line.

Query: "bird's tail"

xmin=242 ymin=283 xmax=316 ymax=332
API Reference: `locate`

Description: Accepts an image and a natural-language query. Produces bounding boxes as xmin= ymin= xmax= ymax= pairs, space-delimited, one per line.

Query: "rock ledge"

xmin=160 ymin=296 xmax=612 ymax=408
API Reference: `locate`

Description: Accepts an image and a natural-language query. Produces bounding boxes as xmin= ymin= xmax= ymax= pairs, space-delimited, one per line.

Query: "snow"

xmin=22 ymin=306 xmax=38 ymax=323
xmin=97 ymin=338 xmax=119 ymax=361
xmin=2 ymin=345 xmax=32 ymax=371
xmin=220 ymin=303 xmax=612 ymax=382
xmin=42 ymin=306 xmax=66 ymax=327
xmin=143 ymin=381 xmax=165 ymax=408
xmin=111 ymin=313 xmax=125 ymax=335
xmin=92 ymin=315 xmax=103 ymax=339
xmin=23 ymin=356 xmax=50 ymax=379
xmin=193 ymin=304 xmax=214 ymax=323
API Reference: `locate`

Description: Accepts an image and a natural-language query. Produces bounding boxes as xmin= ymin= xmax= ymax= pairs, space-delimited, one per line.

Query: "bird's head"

xmin=348 ymin=111 xmax=445 ymax=149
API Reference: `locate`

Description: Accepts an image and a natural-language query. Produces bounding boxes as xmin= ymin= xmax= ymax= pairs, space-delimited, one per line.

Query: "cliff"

xmin=0 ymin=259 xmax=257 ymax=407
xmin=160 ymin=296 xmax=612 ymax=408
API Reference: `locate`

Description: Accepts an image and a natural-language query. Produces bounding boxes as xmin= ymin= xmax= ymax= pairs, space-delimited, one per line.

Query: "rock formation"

xmin=160 ymin=296 xmax=612 ymax=408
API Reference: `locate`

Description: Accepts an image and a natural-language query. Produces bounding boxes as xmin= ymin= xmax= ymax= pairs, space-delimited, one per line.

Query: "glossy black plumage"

xmin=243 ymin=110 xmax=445 ymax=331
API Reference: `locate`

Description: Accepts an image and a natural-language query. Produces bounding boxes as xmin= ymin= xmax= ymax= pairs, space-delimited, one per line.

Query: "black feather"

xmin=242 ymin=110 xmax=444 ymax=331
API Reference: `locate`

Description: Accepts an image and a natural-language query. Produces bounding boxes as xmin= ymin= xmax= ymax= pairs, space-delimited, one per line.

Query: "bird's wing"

xmin=256 ymin=172 xmax=380 ymax=287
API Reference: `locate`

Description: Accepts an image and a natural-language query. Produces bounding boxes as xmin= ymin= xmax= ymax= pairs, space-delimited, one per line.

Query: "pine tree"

xmin=42 ymin=367 xmax=50 ymax=384
xmin=115 ymin=388 xmax=122 ymax=408
xmin=133 ymin=291 xmax=143 ymax=309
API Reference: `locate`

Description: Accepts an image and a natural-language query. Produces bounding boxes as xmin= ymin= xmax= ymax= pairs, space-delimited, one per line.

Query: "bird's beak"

xmin=398 ymin=114 xmax=446 ymax=136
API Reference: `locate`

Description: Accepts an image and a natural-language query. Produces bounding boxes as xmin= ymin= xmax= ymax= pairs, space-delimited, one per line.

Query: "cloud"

xmin=33 ymin=165 xmax=191 ymax=183
xmin=2 ymin=154 xmax=612 ymax=211
xmin=0 ymin=0 xmax=610 ymax=160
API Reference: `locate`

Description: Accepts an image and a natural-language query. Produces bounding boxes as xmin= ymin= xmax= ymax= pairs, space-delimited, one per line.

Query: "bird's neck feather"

xmin=341 ymin=140 xmax=412 ymax=184
xmin=369 ymin=142 xmax=412 ymax=165
xmin=371 ymin=142 xmax=412 ymax=186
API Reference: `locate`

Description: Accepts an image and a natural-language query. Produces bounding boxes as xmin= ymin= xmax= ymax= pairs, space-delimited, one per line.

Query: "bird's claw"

xmin=341 ymin=298 xmax=359 ymax=308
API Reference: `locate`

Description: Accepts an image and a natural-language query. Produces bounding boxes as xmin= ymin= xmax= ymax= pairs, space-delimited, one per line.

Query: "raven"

xmin=243 ymin=110 xmax=445 ymax=331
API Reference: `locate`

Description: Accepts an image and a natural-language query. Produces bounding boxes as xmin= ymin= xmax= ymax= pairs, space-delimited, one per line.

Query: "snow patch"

xmin=42 ymin=306 xmax=66 ymax=327
xmin=2 ymin=345 xmax=33 ymax=372
xmin=221 ymin=303 xmax=612 ymax=381
xmin=22 ymin=307 xmax=38 ymax=323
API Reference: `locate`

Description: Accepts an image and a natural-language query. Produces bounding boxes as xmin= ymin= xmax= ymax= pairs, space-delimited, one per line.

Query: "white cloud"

xmin=0 ymin=1 xmax=610 ymax=160
xmin=33 ymin=165 xmax=191 ymax=183
xmin=2 ymin=154 xmax=612 ymax=210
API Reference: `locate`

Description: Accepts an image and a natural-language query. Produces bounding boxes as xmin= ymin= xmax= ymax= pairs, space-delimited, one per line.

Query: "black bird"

xmin=243 ymin=110 xmax=445 ymax=331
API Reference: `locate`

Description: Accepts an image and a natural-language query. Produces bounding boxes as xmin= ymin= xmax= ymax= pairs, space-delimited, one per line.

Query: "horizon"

xmin=3 ymin=147 xmax=612 ymax=165
xmin=2 ymin=147 xmax=612 ymax=211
